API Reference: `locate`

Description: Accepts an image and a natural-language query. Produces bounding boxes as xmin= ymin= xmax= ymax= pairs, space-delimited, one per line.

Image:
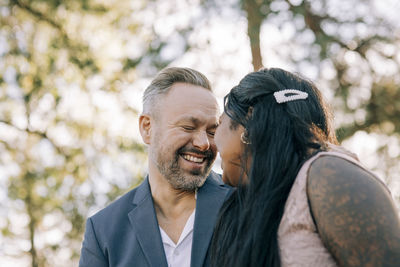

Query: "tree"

xmin=0 ymin=0 xmax=160 ymax=265
xmin=239 ymin=0 xmax=399 ymax=204
xmin=1 ymin=0 xmax=228 ymax=265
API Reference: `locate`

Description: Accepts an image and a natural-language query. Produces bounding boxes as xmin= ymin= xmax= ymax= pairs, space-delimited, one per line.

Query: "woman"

xmin=211 ymin=68 xmax=400 ymax=267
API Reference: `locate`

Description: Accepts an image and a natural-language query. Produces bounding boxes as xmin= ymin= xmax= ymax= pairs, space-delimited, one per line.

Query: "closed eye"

xmin=182 ymin=126 xmax=195 ymax=131
xmin=207 ymin=131 xmax=215 ymax=137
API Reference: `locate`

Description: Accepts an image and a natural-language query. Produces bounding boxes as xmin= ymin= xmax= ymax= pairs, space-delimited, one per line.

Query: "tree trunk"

xmin=243 ymin=0 xmax=264 ymax=71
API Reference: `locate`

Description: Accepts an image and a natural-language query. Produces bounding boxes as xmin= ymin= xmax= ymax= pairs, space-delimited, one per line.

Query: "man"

xmin=79 ymin=67 xmax=231 ymax=267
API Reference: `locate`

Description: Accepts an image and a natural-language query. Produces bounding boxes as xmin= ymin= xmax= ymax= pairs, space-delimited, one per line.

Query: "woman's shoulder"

xmin=306 ymin=151 xmax=400 ymax=266
xmin=307 ymin=149 xmax=389 ymax=196
xmin=305 ymin=143 xmax=389 ymax=196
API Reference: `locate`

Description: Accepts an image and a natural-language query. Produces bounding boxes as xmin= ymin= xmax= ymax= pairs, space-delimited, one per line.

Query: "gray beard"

xmin=157 ymin=153 xmax=212 ymax=192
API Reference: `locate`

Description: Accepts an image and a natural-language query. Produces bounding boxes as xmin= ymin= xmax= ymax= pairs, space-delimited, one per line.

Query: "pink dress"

xmin=277 ymin=147 xmax=385 ymax=267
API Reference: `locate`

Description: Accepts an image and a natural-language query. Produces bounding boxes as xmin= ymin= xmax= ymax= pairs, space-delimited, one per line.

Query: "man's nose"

xmin=193 ymin=131 xmax=210 ymax=151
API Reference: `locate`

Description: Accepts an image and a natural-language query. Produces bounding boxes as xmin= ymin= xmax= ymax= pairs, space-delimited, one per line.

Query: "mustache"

xmin=178 ymin=148 xmax=215 ymax=159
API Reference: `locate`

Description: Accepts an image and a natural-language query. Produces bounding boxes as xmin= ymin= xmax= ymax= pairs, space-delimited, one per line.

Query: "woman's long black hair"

xmin=210 ymin=68 xmax=337 ymax=267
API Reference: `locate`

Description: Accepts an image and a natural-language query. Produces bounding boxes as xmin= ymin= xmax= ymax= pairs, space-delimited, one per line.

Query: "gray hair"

xmin=142 ymin=67 xmax=212 ymax=115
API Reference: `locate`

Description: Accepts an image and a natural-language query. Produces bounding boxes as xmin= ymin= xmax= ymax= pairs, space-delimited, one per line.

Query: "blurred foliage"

xmin=0 ymin=0 xmax=399 ymax=266
xmin=0 ymin=0 xmax=167 ymax=266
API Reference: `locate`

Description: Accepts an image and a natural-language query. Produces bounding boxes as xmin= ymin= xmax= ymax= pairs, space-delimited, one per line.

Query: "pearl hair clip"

xmin=273 ymin=89 xmax=308 ymax=104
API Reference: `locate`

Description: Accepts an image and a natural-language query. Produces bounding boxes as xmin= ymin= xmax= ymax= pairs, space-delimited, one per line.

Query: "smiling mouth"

xmin=181 ymin=154 xmax=206 ymax=164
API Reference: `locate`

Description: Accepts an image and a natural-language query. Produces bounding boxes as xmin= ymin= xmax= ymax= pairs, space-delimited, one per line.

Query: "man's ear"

xmin=139 ymin=114 xmax=152 ymax=144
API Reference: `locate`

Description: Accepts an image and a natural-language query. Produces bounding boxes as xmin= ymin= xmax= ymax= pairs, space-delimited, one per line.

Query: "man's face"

xmin=149 ymin=82 xmax=219 ymax=191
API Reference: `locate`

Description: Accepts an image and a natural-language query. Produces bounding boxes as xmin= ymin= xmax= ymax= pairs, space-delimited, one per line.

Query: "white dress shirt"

xmin=159 ymin=209 xmax=196 ymax=267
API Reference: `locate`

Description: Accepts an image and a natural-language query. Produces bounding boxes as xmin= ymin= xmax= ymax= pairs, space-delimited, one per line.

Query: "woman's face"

xmin=214 ymin=112 xmax=247 ymax=187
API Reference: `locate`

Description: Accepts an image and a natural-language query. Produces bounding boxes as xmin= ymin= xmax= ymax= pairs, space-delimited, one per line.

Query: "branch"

xmin=336 ymin=123 xmax=370 ymax=142
xmin=0 ymin=119 xmax=65 ymax=155
xmin=284 ymin=0 xmax=359 ymax=51
xmin=10 ymin=0 xmax=99 ymax=72
xmin=0 ymin=139 xmax=15 ymax=151
xmin=11 ymin=0 xmax=68 ymax=39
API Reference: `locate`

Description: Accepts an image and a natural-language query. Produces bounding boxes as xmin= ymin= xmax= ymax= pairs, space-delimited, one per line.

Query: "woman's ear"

xmin=139 ymin=114 xmax=151 ymax=144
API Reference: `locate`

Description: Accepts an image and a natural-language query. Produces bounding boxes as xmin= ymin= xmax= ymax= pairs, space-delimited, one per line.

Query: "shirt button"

xmin=174 ymin=250 xmax=179 ymax=256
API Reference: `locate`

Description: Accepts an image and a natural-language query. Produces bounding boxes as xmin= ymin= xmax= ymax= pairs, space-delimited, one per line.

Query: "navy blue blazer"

xmin=79 ymin=171 xmax=230 ymax=267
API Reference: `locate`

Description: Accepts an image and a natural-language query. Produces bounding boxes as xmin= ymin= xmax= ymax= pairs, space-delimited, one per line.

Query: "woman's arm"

xmin=307 ymin=155 xmax=400 ymax=267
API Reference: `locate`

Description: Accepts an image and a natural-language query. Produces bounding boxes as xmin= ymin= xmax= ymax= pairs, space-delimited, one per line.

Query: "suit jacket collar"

xmin=128 ymin=177 xmax=168 ymax=267
xmin=191 ymin=172 xmax=230 ymax=267
xmin=128 ymin=173 xmax=229 ymax=267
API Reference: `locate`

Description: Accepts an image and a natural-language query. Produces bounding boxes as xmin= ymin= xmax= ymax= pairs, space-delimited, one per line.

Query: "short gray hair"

xmin=142 ymin=67 xmax=212 ymax=115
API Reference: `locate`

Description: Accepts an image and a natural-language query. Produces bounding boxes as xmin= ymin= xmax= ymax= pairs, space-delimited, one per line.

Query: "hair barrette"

xmin=273 ymin=89 xmax=308 ymax=104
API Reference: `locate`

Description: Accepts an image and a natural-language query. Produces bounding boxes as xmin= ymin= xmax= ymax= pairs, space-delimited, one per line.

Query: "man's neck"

xmin=149 ymin=172 xmax=196 ymax=219
xmin=148 ymin=171 xmax=196 ymax=244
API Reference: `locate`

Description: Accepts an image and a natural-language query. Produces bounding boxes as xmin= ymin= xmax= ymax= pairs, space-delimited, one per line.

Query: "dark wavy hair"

xmin=210 ymin=68 xmax=337 ymax=267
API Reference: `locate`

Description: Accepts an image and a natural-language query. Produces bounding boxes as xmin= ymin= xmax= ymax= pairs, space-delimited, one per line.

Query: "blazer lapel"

xmin=191 ymin=175 xmax=230 ymax=267
xmin=128 ymin=178 xmax=168 ymax=267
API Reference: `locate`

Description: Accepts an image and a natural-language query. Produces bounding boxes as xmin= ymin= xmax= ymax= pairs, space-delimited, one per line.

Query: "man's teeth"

xmin=183 ymin=154 xmax=204 ymax=163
